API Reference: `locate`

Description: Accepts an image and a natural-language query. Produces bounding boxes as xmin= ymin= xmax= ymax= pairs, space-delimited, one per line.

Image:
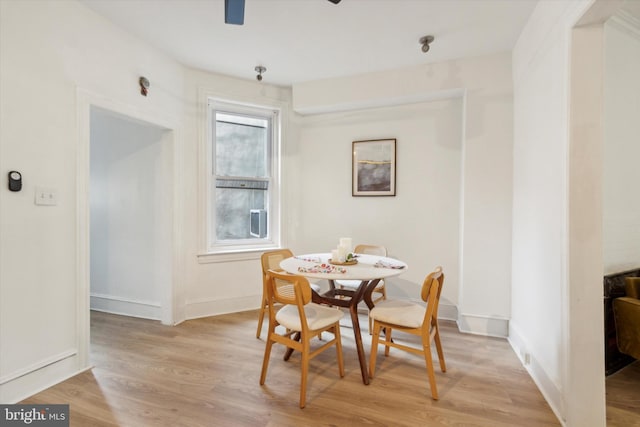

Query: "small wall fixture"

xmin=255 ymin=65 xmax=266 ymax=81
xmin=419 ymin=35 xmax=434 ymax=53
xmin=139 ymin=76 xmax=150 ymax=96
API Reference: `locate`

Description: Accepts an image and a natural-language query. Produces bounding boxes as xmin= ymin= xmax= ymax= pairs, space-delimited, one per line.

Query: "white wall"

xmin=603 ymin=15 xmax=640 ymax=274
xmin=511 ymin=1 xmax=623 ymax=425
xmin=90 ymin=109 xmax=171 ymax=320
xmin=510 ymin=2 xmax=575 ymax=418
xmin=292 ymin=53 xmax=514 ymax=336
xmin=180 ymin=67 xmax=292 ymax=319
xmin=293 ymin=100 xmax=463 ymax=317
xmin=0 ymin=0 xmax=184 ymax=402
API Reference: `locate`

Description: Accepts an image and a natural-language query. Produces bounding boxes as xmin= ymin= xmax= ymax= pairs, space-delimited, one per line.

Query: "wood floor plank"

xmin=606 ymin=361 xmax=640 ymax=426
xmin=19 ymin=310 xmax=631 ymax=426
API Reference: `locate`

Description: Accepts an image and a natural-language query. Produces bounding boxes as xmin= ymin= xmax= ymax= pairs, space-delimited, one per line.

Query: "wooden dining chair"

xmin=334 ymin=244 xmax=388 ymax=331
xmin=368 ymin=266 xmax=446 ymax=400
xmin=257 ymin=249 xmax=321 ymax=339
xmin=260 ymin=269 xmax=345 ymax=408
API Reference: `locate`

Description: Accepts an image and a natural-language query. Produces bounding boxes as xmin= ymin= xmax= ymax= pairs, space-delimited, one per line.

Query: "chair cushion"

xmin=335 ymin=279 xmax=383 ymax=290
xmin=334 ymin=279 xmax=361 ymax=289
xmin=310 ymin=282 xmax=322 ymax=293
xmin=276 ymin=303 xmax=343 ymax=332
xmin=370 ymin=299 xmax=425 ymax=328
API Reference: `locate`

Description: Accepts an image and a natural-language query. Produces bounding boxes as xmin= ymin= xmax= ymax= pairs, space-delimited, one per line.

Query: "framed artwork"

xmin=352 ymin=138 xmax=396 ymax=196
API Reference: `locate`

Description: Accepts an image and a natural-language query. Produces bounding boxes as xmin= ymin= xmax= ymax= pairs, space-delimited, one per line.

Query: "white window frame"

xmin=204 ymin=98 xmax=281 ymax=256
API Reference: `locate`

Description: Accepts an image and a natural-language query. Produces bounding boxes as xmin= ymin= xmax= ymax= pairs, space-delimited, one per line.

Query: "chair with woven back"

xmin=368 ymin=266 xmax=446 ymax=400
xmin=259 ymin=269 xmax=345 ymax=408
xmin=256 ymin=249 xmax=321 ymax=339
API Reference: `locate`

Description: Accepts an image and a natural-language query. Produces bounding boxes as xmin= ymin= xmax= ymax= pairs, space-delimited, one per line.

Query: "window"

xmin=207 ymin=100 xmax=280 ymax=253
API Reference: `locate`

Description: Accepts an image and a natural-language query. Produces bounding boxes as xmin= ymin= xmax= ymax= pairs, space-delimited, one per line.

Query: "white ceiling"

xmin=80 ymin=0 xmax=540 ymax=87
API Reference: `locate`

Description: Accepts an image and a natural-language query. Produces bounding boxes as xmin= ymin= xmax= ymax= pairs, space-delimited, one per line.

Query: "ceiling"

xmin=79 ymin=1 xmax=536 ymax=87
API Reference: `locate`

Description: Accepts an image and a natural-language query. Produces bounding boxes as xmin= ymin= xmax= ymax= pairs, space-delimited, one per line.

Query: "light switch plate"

xmin=35 ymin=187 xmax=57 ymax=206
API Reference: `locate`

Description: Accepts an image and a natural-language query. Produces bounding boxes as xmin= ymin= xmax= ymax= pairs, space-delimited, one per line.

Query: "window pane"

xmin=207 ymin=101 xmax=279 ymax=252
xmin=215 ymin=113 xmax=268 ymax=178
xmin=214 ymin=187 xmax=267 ymax=240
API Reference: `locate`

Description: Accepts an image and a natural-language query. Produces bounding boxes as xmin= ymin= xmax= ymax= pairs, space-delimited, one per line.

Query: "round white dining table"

xmin=279 ymin=253 xmax=407 ymax=385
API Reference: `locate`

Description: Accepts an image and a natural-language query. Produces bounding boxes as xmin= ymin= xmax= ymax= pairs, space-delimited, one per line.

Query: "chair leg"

xmin=334 ymin=325 xmax=345 ymax=377
xmin=300 ymin=338 xmax=310 ymax=408
xmin=384 ymin=327 xmax=393 ymax=357
xmin=369 ymin=321 xmax=381 ymax=378
xmin=422 ymin=338 xmax=439 ymax=400
xmin=433 ymin=326 xmax=447 ymax=372
xmin=256 ymin=296 xmax=268 ymax=339
xmin=260 ymin=335 xmax=274 ymax=385
xmin=380 ymin=285 xmax=387 ymax=300
xmin=368 ymin=289 xmax=386 ymax=334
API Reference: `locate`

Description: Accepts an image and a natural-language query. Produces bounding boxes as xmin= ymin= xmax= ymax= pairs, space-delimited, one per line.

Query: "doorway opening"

xmin=89 ymin=106 xmax=174 ymax=324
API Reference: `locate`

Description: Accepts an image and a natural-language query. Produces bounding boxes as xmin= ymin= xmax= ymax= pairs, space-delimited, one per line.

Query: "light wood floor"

xmin=606 ymin=361 xmax=640 ymax=426
xmin=18 ymin=310 xmax=630 ymax=426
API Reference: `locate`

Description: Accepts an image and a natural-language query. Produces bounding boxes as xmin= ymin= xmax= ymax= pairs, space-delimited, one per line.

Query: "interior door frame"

xmin=76 ymin=89 xmax=185 ymax=369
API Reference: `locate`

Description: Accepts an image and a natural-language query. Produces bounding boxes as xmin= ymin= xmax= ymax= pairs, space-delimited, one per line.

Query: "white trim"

xmin=456 ymin=313 xmax=509 ymax=338
xmin=438 ymin=302 xmax=458 ymax=322
xmin=197 ymin=249 xmax=264 ymax=264
xmin=293 ymin=88 xmax=465 ymax=115
xmin=509 ymin=322 xmax=565 ymax=426
xmin=0 ymin=349 xmax=77 ymax=385
xmin=76 ymin=88 xmax=92 ymax=371
xmin=185 ymin=295 xmax=262 ymax=320
xmin=199 ymin=89 xmax=288 ymax=256
xmin=457 ymin=90 xmax=468 ymax=332
xmin=169 ymin=121 xmax=186 ymax=325
xmin=608 ymin=10 xmax=640 ymax=40
xmin=90 ymin=294 xmax=162 ymax=320
xmin=0 ymin=356 xmax=89 ymax=404
xmin=76 ymin=88 xmax=183 ymax=333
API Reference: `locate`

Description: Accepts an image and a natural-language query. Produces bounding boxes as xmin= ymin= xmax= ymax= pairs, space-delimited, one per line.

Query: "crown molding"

xmin=608 ymin=9 xmax=640 ymax=40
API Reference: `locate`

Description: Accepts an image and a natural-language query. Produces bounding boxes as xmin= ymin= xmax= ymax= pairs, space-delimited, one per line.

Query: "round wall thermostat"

xmin=8 ymin=170 xmax=22 ymax=192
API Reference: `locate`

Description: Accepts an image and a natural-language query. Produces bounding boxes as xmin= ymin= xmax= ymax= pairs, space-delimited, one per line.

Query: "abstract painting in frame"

xmin=352 ymin=138 xmax=396 ymax=196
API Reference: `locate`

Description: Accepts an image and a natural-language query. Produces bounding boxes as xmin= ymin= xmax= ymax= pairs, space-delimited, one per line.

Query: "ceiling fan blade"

xmin=225 ymin=0 xmax=337 ymax=25
xmin=225 ymin=0 xmax=245 ymax=25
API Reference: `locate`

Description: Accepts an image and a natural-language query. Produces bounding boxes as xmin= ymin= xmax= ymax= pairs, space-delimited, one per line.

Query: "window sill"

xmin=197 ymin=247 xmax=276 ymax=264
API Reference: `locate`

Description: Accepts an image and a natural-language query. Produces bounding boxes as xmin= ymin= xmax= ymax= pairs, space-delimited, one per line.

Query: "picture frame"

xmin=352 ymin=138 xmax=396 ymax=196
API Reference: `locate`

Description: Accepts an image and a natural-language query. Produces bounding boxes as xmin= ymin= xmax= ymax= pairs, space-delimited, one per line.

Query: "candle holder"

xmin=329 ymin=257 xmax=358 ymax=266
xmin=329 ymin=252 xmax=357 ymax=265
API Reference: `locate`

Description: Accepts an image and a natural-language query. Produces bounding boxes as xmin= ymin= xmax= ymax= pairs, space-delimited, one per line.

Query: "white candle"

xmin=331 ymin=249 xmax=339 ymax=262
xmin=337 ymin=244 xmax=347 ymax=262
xmin=339 ymin=238 xmax=352 ymax=254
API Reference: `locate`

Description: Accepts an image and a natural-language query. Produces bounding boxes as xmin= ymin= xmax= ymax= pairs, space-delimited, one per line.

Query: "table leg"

xmin=310 ymin=280 xmax=382 ymax=385
xmin=349 ymin=301 xmax=370 ymax=385
xmin=362 ymin=278 xmax=381 ymax=310
xmin=349 ymin=279 xmax=380 ymax=385
xmin=283 ymin=332 xmax=300 ymax=361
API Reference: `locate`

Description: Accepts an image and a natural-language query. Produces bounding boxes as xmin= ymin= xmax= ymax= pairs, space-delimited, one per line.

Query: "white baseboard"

xmin=0 ymin=353 xmax=89 ymax=403
xmin=185 ymin=295 xmax=262 ymax=320
xmin=439 ymin=302 xmax=458 ymax=321
xmin=90 ymin=294 xmax=161 ymax=320
xmin=508 ymin=322 xmax=566 ymax=426
xmin=457 ymin=312 xmax=509 ymax=338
